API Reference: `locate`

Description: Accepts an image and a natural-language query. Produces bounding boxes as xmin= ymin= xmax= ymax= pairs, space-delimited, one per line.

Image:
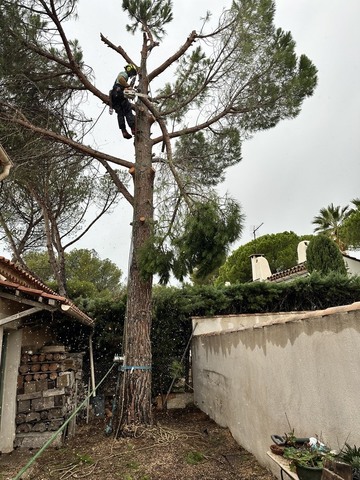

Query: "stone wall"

xmin=15 ymin=346 xmax=84 ymax=448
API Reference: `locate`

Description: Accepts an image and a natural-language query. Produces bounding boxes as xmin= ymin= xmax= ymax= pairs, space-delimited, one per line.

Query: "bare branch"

xmin=100 ymin=33 xmax=136 ymax=67
xmin=0 ymin=144 xmax=13 ymax=181
xmin=63 ymin=200 xmax=114 ymax=250
xmin=0 ymin=103 xmax=134 ymax=170
xmin=148 ymin=31 xmax=198 ymax=82
xmin=98 ymin=159 xmax=134 ymax=207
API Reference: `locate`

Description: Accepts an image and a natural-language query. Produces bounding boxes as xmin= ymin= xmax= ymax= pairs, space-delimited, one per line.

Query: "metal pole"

xmin=89 ymin=332 xmax=96 ymax=397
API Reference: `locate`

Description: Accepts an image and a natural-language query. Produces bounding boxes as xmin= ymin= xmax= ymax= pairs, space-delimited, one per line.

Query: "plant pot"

xmin=296 ymin=464 xmax=323 ymax=480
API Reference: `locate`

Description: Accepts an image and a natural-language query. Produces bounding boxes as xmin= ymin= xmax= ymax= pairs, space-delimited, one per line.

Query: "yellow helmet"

xmin=125 ymin=64 xmax=137 ymax=77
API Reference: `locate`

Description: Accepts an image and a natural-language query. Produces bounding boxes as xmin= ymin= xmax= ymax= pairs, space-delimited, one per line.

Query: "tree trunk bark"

xmin=121 ymin=92 xmax=155 ymax=428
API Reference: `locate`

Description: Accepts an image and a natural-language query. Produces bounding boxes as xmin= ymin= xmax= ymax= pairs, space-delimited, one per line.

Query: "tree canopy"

xmin=24 ymin=248 xmax=123 ymax=300
xmin=341 ymin=198 xmax=360 ymax=250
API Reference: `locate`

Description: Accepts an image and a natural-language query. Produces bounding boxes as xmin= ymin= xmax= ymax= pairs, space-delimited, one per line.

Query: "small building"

xmin=0 ymin=256 xmax=94 ymax=453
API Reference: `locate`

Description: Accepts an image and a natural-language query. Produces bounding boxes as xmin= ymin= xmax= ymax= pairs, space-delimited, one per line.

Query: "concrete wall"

xmin=0 ymin=298 xmax=55 ymax=453
xmin=192 ymin=302 xmax=360 ymax=477
xmin=0 ymin=328 xmax=22 ymax=453
xmin=344 ymin=255 xmax=360 ymax=276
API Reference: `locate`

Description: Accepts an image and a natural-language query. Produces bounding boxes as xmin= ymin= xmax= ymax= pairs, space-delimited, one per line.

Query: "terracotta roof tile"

xmin=0 ymin=278 xmax=20 ymax=289
xmin=16 ymin=286 xmax=46 ymax=295
xmin=0 ymin=257 xmax=94 ymax=327
xmin=267 ymin=262 xmax=308 ymax=282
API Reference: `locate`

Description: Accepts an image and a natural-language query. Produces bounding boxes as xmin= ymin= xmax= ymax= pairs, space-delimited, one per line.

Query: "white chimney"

xmin=250 ymin=254 xmax=272 ymax=282
xmin=297 ymin=241 xmax=309 ymax=264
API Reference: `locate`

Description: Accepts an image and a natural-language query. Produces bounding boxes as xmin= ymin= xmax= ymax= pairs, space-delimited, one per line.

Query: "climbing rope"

xmin=32 ymin=424 xmax=203 ymax=479
xmin=13 ymin=362 xmax=116 ymax=480
xmin=79 ymin=105 xmax=107 ymax=141
xmin=109 ymin=424 xmax=203 ymax=457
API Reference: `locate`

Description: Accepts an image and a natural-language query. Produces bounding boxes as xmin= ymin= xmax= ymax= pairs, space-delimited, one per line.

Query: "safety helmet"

xmin=125 ymin=64 xmax=137 ymax=77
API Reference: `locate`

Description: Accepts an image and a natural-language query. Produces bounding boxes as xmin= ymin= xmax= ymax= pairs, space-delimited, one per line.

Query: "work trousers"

xmin=111 ymin=88 xmax=135 ymax=131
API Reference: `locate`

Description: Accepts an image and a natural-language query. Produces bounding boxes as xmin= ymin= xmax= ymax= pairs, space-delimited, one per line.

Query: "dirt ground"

xmin=0 ymin=406 xmax=276 ymax=480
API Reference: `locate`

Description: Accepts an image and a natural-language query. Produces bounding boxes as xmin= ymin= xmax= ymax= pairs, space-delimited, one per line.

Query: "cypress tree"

xmin=306 ymin=235 xmax=347 ymax=276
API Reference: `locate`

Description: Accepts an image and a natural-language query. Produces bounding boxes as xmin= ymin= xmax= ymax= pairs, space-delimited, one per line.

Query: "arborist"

xmin=109 ymin=64 xmax=137 ymax=140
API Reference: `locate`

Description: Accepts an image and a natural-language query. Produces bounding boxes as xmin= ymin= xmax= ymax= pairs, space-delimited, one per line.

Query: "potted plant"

xmin=284 ymin=444 xmax=334 ymax=480
xmin=339 ymin=444 xmax=360 ymax=480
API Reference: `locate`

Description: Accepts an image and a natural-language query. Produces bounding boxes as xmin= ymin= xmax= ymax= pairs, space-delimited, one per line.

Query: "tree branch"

xmin=148 ymin=30 xmax=198 ymax=82
xmin=38 ymin=0 xmax=109 ymax=105
xmin=0 ymin=211 xmax=24 ymax=263
xmin=100 ymin=33 xmax=136 ymax=66
xmin=0 ymin=143 xmax=13 ymax=181
xmin=98 ymin=159 xmax=134 ymax=207
xmin=63 ymin=201 xmax=114 ymax=250
xmin=0 ymin=104 xmax=135 ymax=170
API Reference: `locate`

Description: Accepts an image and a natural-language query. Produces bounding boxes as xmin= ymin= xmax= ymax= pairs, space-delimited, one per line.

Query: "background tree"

xmin=0 ymin=159 xmax=122 ymax=295
xmin=24 ymin=248 xmax=123 ymax=301
xmin=0 ymin=0 xmax=318 ymax=428
xmin=341 ymin=198 xmax=360 ymax=250
xmin=312 ymin=203 xmax=352 ymax=251
xmin=0 ymin=143 xmax=12 ymax=180
xmin=306 ymin=235 xmax=347 ymax=276
xmin=215 ymin=231 xmax=313 ymax=284
xmin=0 ymin=1 xmax=125 ymax=295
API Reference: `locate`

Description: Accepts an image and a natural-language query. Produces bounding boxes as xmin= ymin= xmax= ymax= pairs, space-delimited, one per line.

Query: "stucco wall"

xmin=344 ymin=256 xmax=360 ymax=276
xmin=0 ymin=328 xmax=22 ymax=453
xmin=192 ymin=302 xmax=360 ymax=477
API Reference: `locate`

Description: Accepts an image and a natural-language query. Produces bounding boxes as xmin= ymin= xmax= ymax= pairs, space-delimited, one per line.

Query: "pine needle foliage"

xmin=138 ymin=198 xmax=244 ymax=284
xmin=173 ymin=199 xmax=244 ymax=281
xmin=122 ymin=0 xmax=173 ymax=39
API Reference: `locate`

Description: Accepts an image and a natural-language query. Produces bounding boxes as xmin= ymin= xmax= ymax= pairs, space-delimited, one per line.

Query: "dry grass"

xmin=0 ymin=406 xmax=276 ymax=480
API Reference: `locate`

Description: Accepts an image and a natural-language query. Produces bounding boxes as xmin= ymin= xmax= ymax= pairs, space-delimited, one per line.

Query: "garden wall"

xmin=191 ymin=302 xmax=360 ymax=478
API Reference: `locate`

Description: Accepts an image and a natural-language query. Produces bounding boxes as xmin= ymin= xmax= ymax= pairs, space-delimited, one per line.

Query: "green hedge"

xmin=87 ymin=273 xmax=360 ymax=397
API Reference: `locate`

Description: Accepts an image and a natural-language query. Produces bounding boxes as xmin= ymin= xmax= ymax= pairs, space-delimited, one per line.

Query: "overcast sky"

xmin=8 ymin=1 xmax=360 ymax=280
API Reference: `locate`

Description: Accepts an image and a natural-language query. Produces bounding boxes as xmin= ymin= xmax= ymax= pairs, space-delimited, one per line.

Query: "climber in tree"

xmin=110 ymin=64 xmax=137 ymax=140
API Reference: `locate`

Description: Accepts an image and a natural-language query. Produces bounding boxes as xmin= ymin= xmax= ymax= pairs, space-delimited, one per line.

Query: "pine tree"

xmin=0 ymin=0 xmax=318 ymax=429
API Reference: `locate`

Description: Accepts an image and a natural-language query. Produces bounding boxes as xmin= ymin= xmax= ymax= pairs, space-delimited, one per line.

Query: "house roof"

xmin=266 ymin=252 xmax=360 ymax=283
xmin=0 ymin=256 xmax=94 ymax=327
xmin=342 ymin=253 xmax=360 ymax=262
xmin=266 ymin=262 xmax=308 ymax=283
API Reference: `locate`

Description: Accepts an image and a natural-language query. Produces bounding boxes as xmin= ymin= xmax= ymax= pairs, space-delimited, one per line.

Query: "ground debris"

xmin=0 ymin=406 xmax=276 ymax=480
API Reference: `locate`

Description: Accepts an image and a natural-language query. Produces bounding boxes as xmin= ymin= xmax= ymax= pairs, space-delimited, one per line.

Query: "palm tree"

xmin=350 ymin=198 xmax=360 ymax=210
xmin=312 ymin=203 xmax=352 ymax=251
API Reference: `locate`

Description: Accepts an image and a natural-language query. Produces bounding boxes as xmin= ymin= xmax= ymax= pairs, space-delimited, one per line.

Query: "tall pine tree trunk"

xmin=121 ymin=95 xmax=154 ymax=427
